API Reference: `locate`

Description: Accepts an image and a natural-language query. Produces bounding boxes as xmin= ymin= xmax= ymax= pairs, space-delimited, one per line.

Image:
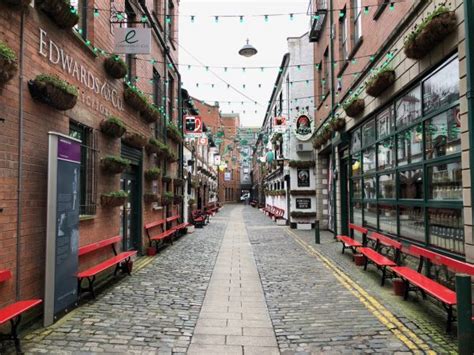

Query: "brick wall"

xmin=0 ymin=0 xmax=180 ymax=307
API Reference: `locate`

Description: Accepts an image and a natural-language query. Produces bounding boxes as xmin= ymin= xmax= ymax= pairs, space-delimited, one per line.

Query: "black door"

xmin=340 ymin=151 xmax=350 ymax=236
xmin=121 ymin=166 xmax=141 ymax=252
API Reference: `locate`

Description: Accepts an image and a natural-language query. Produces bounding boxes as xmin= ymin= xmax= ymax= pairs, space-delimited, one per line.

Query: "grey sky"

xmin=179 ymin=0 xmax=309 ymax=127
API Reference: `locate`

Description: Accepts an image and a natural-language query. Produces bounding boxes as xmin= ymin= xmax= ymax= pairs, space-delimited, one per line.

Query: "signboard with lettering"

xmin=296 ymin=198 xmax=311 ymax=209
xmin=224 ymin=171 xmax=232 ymax=181
xmin=114 ymin=28 xmax=151 ymax=54
xmin=185 ymin=115 xmax=203 ymax=136
xmin=294 ymin=113 xmax=315 ymax=141
xmin=44 ymin=133 xmax=81 ymax=326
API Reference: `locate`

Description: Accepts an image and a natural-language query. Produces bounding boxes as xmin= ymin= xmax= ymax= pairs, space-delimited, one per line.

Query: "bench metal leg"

xmin=0 ymin=316 xmax=23 ymax=354
xmin=363 ymin=258 xmax=369 ymax=271
xmin=403 ymin=280 xmax=410 ymax=300
xmin=381 ymin=267 xmax=386 ymax=286
xmin=78 ymin=276 xmax=96 ymax=299
xmin=445 ymin=305 xmax=454 ymax=333
xmin=341 ymin=244 xmax=346 ymax=254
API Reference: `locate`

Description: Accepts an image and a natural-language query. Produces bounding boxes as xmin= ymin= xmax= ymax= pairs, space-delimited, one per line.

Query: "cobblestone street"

xmin=11 ymin=205 xmax=456 ymax=354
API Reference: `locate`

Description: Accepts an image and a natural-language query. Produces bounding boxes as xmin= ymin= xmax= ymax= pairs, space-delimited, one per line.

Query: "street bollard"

xmin=456 ymin=274 xmax=473 ymax=355
xmin=314 ymin=220 xmax=320 ymax=244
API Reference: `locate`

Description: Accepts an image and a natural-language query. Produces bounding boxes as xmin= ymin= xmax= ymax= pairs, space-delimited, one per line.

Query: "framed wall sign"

xmin=296 ymin=198 xmax=311 ymax=209
xmin=297 ymin=168 xmax=310 ymax=187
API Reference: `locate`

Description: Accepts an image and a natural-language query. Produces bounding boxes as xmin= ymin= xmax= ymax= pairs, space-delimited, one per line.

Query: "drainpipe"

xmin=16 ymin=11 xmax=25 ymax=301
xmin=329 ymin=0 xmax=337 ymax=237
xmin=465 ymin=0 xmax=474 ymax=256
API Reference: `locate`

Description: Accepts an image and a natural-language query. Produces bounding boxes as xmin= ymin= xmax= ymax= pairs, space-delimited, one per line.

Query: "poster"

xmin=297 ymin=168 xmax=310 ymax=187
xmin=45 ymin=133 xmax=81 ymax=326
xmin=224 ymin=171 xmax=231 ymax=181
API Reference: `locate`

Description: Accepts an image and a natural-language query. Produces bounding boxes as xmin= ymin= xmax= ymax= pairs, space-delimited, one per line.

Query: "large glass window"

xmin=352 ymin=0 xmax=362 ymax=45
xmin=399 ymin=168 xmax=423 ymax=199
xmin=423 ymin=58 xmax=459 ymax=115
xmin=378 ymin=173 xmax=395 ymax=199
xmin=428 ymin=160 xmax=462 ymax=201
xmin=71 ymin=0 xmax=88 ymax=39
xmin=377 ymin=138 xmax=394 ymax=170
xmin=397 ymin=124 xmax=423 ymax=166
xmin=425 ymin=107 xmax=461 ymax=159
xmin=395 ymin=86 xmax=421 ymax=129
xmin=349 ymin=55 xmax=462 ymax=254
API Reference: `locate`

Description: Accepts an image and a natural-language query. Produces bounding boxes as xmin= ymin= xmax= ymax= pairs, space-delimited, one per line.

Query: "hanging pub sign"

xmin=294 ymin=113 xmax=314 ymax=141
xmin=114 ymin=28 xmax=151 ymax=54
xmin=273 ymin=116 xmax=287 ymax=133
xmin=296 ymin=198 xmax=311 ymax=209
xmin=44 ymin=133 xmax=81 ymax=326
xmin=297 ymin=168 xmax=310 ymax=187
xmin=224 ymin=171 xmax=232 ymax=181
xmin=185 ymin=115 xmax=202 ymax=136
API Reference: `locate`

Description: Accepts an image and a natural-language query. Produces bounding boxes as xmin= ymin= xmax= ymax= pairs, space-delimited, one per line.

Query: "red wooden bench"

xmin=358 ymin=232 xmax=402 ymax=286
xmin=145 ymin=218 xmax=175 ymax=249
xmin=336 ymin=223 xmax=367 ymax=254
xmin=0 ymin=270 xmax=42 ymax=353
xmin=166 ymin=215 xmax=190 ymax=236
xmin=77 ymin=236 xmax=136 ymax=298
xmin=191 ymin=210 xmax=206 ymax=228
xmin=391 ymin=245 xmax=474 ymax=331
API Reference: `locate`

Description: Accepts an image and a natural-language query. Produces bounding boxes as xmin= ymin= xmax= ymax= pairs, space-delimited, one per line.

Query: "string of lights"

xmin=74 ymin=0 xmax=410 ymax=21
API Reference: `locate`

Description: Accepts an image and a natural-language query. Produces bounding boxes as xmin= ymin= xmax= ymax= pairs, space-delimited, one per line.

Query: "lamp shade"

xmin=238 ymin=39 xmax=257 ymax=57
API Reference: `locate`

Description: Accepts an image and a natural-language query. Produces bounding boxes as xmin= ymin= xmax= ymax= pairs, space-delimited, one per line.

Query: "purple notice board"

xmin=58 ymin=137 xmax=81 ymax=163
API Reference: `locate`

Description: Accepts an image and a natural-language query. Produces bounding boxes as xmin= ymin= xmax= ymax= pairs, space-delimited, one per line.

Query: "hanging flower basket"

xmin=123 ymin=84 xmax=149 ymax=113
xmin=144 ymin=167 xmax=161 ymax=181
xmin=144 ymin=193 xmax=160 ymax=203
xmin=343 ymin=98 xmax=365 ymax=118
xmin=101 ymin=190 xmax=128 ymax=207
xmin=167 ymin=122 xmax=183 ymax=143
xmin=329 ymin=117 xmax=346 ymax=131
xmin=0 ymin=41 xmax=17 ymax=84
xmin=288 ymin=160 xmax=315 ymax=169
xmin=103 ymin=55 xmax=128 ymax=79
xmin=162 ymin=176 xmax=172 ymax=184
xmin=36 ymin=0 xmax=79 ymax=28
xmin=404 ymin=7 xmax=457 ymax=60
xmin=2 ymin=0 xmax=32 ymax=8
xmin=100 ymin=116 xmax=126 ymax=138
xmin=122 ymin=132 xmax=147 ymax=149
xmin=100 ymin=156 xmax=130 ymax=174
xmin=146 ymin=137 xmax=167 ymax=155
xmin=366 ymin=69 xmax=395 ymax=97
xmin=28 ymin=74 xmax=78 ymax=110
xmin=188 ymin=198 xmax=196 ymax=206
xmin=290 ymin=190 xmax=316 ymax=196
xmin=290 ymin=211 xmax=316 ymax=218
xmin=173 ymin=178 xmax=184 ymax=187
xmin=161 ymin=192 xmax=174 ymax=205
xmin=173 ymin=195 xmax=183 ymax=204
xmin=141 ymin=104 xmax=160 ymax=123
xmin=166 ymin=151 xmax=178 ymax=163
xmin=322 ymin=127 xmax=332 ymax=141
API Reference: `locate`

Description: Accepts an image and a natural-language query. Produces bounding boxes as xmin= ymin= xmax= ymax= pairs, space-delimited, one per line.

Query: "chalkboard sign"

xmin=296 ymin=198 xmax=311 ymax=209
xmin=45 ymin=133 xmax=81 ymax=326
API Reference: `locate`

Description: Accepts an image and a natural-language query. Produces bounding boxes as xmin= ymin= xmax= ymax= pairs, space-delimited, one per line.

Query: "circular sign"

xmin=294 ymin=114 xmax=314 ymax=141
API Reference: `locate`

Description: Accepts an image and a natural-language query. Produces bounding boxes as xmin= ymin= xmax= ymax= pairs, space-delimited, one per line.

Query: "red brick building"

xmin=0 ymin=0 xmax=181 ymax=312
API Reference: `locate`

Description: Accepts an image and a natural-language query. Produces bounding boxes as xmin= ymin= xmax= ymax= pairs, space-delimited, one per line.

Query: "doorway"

xmin=120 ymin=145 xmax=142 ymax=253
xmin=340 ymin=150 xmax=350 ymax=236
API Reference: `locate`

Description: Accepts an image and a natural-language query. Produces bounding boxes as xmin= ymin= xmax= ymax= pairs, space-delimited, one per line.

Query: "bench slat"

xmin=359 ymin=248 xmax=397 ymax=267
xmin=166 ymin=215 xmax=180 ymax=223
xmin=0 ymin=270 xmax=12 ymax=283
xmin=349 ymin=223 xmax=368 ymax=235
xmin=144 ymin=219 xmax=166 ymax=230
xmin=409 ymin=245 xmax=474 ymax=275
xmin=78 ymin=236 xmax=122 ymax=256
xmin=336 ymin=235 xmax=362 ymax=248
xmin=150 ymin=230 xmax=175 ymax=241
xmin=371 ymin=232 xmax=402 ymax=249
xmin=77 ymin=251 xmax=137 ymax=278
xmin=391 ymin=266 xmax=456 ymax=305
xmin=0 ymin=299 xmax=42 ymax=325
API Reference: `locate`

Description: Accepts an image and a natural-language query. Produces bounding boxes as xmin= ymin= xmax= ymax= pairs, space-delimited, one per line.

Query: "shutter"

xmin=121 ymin=144 xmax=142 ymax=165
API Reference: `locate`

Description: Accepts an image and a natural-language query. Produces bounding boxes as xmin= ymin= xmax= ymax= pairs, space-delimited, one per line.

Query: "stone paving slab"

xmin=189 ymin=205 xmax=278 ymax=355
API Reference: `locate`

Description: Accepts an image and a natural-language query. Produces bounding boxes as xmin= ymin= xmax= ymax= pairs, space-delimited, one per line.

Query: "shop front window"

xmin=397 ymin=124 xmax=423 ymax=166
xmin=395 ymin=86 xmax=421 ymax=129
xmin=362 ymin=147 xmax=376 ymax=173
xmin=423 ymin=58 xmax=459 ymax=115
xmin=399 ymin=206 xmax=424 ymax=242
xmin=352 ymin=178 xmax=362 ymax=199
xmin=352 ymin=201 xmax=363 ymax=225
xmin=378 ymin=204 xmax=397 ymax=235
xmin=378 ymin=173 xmax=395 ymax=199
xmin=363 ymin=203 xmax=377 ymax=229
xmin=425 ymin=107 xmax=461 ymax=159
xmin=377 ymin=138 xmax=394 ymax=170
xmin=363 ymin=175 xmax=376 ymax=200
xmin=377 ymin=106 xmax=394 ymax=139
xmin=399 ymin=168 xmax=423 ymax=199
xmin=428 ymin=160 xmax=462 ymax=201
xmin=362 ymin=120 xmax=376 ymax=147
xmin=428 ymin=208 xmax=464 ymax=254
